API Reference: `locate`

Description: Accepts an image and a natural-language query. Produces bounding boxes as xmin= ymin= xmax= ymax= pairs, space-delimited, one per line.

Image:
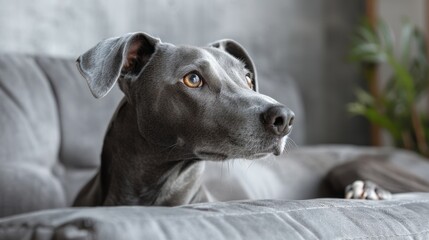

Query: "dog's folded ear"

xmin=210 ymin=40 xmax=258 ymax=92
xmin=76 ymin=32 xmax=160 ymax=98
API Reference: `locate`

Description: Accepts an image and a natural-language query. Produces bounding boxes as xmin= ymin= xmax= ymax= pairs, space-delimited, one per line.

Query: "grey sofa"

xmin=1 ymin=54 xmax=429 ymax=239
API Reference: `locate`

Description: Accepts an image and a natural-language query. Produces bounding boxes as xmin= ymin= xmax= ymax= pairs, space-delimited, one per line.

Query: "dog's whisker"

xmin=163 ymin=143 xmax=178 ymax=151
xmin=284 ymin=141 xmax=290 ymax=153
xmin=281 ymin=137 xmax=297 ymax=155
xmin=246 ymin=161 xmax=253 ymax=171
xmin=286 ymin=142 xmax=293 ymax=153
xmin=165 ymin=144 xmax=179 ymax=162
xmin=247 ymin=159 xmax=258 ymax=171
xmin=288 ymin=138 xmax=299 ymax=149
xmin=220 ymin=160 xmax=224 ymax=178
xmin=260 ymin=155 xmax=274 ymax=167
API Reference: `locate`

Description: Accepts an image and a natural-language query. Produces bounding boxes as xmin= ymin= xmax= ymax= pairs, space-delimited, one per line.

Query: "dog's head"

xmin=77 ymin=32 xmax=294 ymax=160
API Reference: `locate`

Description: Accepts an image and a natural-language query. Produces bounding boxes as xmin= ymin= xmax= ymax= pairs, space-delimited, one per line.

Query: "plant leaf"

xmin=386 ymin=54 xmax=415 ymax=104
xmin=378 ymin=21 xmax=395 ymax=54
xmin=364 ymin=107 xmax=402 ymax=140
xmin=400 ymin=21 xmax=414 ymax=64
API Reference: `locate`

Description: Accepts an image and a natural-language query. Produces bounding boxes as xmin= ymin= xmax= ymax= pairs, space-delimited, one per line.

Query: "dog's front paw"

xmin=345 ymin=180 xmax=392 ymax=200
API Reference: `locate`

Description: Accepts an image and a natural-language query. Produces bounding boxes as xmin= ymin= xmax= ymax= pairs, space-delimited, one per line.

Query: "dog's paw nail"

xmin=345 ymin=191 xmax=353 ymax=199
xmin=375 ymin=189 xmax=392 ymax=200
xmin=345 ymin=180 xmax=392 ymax=201
xmin=365 ymin=190 xmax=378 ymax=200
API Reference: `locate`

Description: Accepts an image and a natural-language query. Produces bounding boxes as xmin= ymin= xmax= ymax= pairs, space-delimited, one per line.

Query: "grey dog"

xmin=73 ymin=32 xmax=295 ymax=206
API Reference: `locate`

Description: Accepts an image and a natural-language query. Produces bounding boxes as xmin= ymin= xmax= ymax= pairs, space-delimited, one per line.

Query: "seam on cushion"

xmin=341 ymin=229 xmax=429 ymax=240
xmin=280 ymin=214 xmax=318 ymax=240
xmin=1 ymin=216 xmax=429 ymax=240
xmin=34 ymin=57 xmax=62 ymax=171
xmin=0 ymin=201 xmax=429 ymax=239
xmin=4 ymin=199 xmax=429 ymax=224
xmin=33 ymin=58 xmax=100 ymax=172
xmin=0 ymin=79 xmax=25 ymax=113
xmin=33 ymin=57 xmax=67 ymax=206
xmin=170 ymin=200 xmax=429 ymax=220
xmin=1 ymin=199 xmax=428 ymax=228
xmin=0 ymin=227 xmax=428 ymax=240
xmin=0 ymin=217 xmax=96 ymax=237
xmin=1 ymin=225 xmax=428 ymax=240
xmin=0 ymin=217 xmax=96 ymax=230
xmin=0 ymin=200 xmax=429 ymax=228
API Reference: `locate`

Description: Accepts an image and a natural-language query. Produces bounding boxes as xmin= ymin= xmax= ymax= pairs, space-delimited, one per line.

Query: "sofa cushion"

xmin=0 ymin=55 xmax=60 ymax=169
xmin=203 ymin=145 xmax=429 ymax=201
xmin=0 ymin=54 xmax=64 ymax=217
xmin=1 ymin=195 xmax=429 ymax=240
xmin=0 ymin=54 xmax=123 ymax=217
xmin=34 ymin=56 xmax=123 ymax=204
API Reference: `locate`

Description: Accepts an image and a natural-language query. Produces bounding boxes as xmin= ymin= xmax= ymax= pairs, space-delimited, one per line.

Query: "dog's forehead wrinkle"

xmin=205 ymin=54 xmax=248 ymax=90
xmin=204 ymin=47 xmax=244 ymax=67
xmin=196 ymin=59 xmax=211 ymax=70
xmin=170 ymin=48 xmax=214 ymax=73
xmin=175 ymin=46 xmax=207 ymax=60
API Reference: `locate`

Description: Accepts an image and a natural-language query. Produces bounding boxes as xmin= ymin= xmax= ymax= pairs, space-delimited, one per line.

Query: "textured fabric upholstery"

xmin=0 ymin=55 xmax=64 ymax=217
xmin=0 ymin=54 xmax=123 ymax=217
xmin=1 ymin=195 xmax=429 ymax=240
xmin=203 ymin=145 xmax=429 ymax=201
xmin=34 ymin=56 xmax=123 ymax=204
xmin=2 ymin=54 xmax=429 ymax=239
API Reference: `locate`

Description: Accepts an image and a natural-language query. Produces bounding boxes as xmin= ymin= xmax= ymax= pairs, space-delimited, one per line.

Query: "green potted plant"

xmin=349 ymin=19 xmax=429 ymax=157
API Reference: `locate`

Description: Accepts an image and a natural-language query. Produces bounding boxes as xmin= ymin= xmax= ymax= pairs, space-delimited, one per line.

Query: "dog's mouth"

xmin=195 ymin=136 xmax=288 ymax=161
xmin=248 ymin=137 xmax=287 ymax=158
xmin=272 ymin=136 xmax=288 ymax=156
xmin=196 ymin=151 xmax=270 ymax=161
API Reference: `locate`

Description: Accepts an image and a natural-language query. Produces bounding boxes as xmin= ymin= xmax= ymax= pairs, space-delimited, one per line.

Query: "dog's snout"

xmin=261 ymin=106 xmax=294 ymax=136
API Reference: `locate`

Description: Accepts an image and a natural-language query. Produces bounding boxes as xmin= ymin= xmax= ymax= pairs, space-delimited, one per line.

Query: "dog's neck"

xmin=100 ymin=99 xmax=208 ymax=206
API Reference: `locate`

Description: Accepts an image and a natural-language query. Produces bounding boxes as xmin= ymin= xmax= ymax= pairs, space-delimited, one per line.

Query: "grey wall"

xmin=319 ymin=1 xmax=368 ymax=144
xmin=0 ymin=0 xmax=368 ymax=145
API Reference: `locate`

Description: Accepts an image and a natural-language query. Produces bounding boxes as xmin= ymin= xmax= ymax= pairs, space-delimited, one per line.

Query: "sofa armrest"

xmin=1 ymin=196 xmax=429 ymax=240
xmin=0 ymin=164 xmax=66 ymax=218
xmin=203 ymin=145 xmax=429 ymax=200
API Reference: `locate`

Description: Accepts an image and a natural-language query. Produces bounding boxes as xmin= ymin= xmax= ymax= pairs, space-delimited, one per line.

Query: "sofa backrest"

xmin=0 ymin=54 xmax=123 ymax=217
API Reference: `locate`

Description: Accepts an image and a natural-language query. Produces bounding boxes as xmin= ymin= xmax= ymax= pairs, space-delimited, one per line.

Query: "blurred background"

xmin=0 ymin=0 xmax=427 ymax=149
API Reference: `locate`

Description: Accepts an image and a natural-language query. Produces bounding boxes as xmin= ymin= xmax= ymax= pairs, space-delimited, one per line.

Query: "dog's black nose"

xmin=261 ymin=105 xmax=294 ymax=136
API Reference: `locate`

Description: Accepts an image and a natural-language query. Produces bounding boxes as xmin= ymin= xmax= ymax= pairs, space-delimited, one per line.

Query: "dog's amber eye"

xmin=246 ymin=74 xmax=254 ymax=89
xmin=183 ymin=73 xmax=203 ymax=88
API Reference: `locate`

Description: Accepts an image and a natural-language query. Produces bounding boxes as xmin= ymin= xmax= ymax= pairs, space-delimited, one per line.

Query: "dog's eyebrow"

xmin=176 ymin=59 xmax=212 ymax=77
xmin=193 ymin=59 xmax=211 ymax=71
xmin=206 ymin=48 xmax=246 ymax=69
